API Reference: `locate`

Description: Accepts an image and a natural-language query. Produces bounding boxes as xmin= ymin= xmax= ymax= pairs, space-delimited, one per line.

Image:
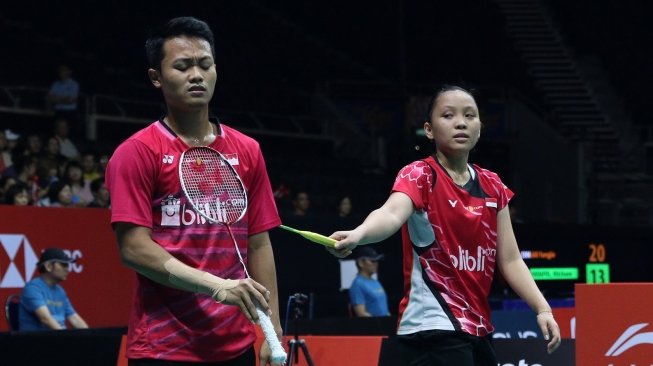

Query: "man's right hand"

xmin=218 ymin=278 xmax=271 ymax=323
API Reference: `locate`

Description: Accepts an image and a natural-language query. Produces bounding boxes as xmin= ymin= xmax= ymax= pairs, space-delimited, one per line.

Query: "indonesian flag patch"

xmin=485 ymin=198 xmax=497 ymax=208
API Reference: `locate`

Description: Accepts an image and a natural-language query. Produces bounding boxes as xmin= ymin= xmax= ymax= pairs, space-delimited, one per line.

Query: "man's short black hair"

xmin=145 ymin=16 xmax=215 ymax=71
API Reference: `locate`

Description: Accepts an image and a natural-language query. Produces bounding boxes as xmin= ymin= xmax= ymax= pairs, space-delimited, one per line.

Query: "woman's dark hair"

xmin=63 ymin=160 xmax=83 ymax=184
xmin=5 ymin=182 xmax=29 ymax=204
xmin=145 ymin=17 xmax=215 ymax=70
xmin=425 ymin=84 xmax=476 ymax=122
xmin=11 ymin=154 xmax=37 ymax=175
xmin=47 ymin=180 xmax=69 ymax=203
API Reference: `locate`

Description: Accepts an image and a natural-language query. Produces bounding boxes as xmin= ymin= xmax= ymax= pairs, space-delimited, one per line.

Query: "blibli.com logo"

xmin=450 ymin=245 xmax=496 ymax=272
xmin=160 ymin=195 xmax=244 ymax=226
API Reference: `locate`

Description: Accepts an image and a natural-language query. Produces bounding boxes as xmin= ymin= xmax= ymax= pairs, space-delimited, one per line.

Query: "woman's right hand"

xmin=326 ymin=230 xmax=361 ymax=258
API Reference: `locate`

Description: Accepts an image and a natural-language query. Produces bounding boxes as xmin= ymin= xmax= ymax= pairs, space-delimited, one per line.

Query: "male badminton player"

xmin=106 ymin=17 xmax=284 ymax=366
xmin=328 ymin=85 xmax=561 ymax=366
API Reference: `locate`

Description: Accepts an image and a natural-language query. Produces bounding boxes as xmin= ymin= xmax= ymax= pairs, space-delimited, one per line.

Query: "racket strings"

xmin=180 ymin=149 xmax=246 ymax=224
xmin=180 ymin=147 xmax=249 ymax=277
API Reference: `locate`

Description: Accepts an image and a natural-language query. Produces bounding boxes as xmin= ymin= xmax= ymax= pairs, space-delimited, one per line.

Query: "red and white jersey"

xmin=106 ymin=119 xmax=281 ymax=362
xmin=392 ymin=156 xmax=513 ymax=337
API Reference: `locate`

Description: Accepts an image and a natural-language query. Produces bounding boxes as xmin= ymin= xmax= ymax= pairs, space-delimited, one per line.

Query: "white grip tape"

xmin=256 ymin=307 xmax=287 ymax=363
xmin=164 ymin=258 xmax=239 ymax=302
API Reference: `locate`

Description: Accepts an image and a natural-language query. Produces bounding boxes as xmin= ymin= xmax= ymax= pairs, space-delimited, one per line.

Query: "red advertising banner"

xmin=553 ymin=307 xmax=575 ymax=339
xmin=0 ymin=206 xmax=132 ymax=331
xmin=576 ymin=283 xmax=653 ymax=366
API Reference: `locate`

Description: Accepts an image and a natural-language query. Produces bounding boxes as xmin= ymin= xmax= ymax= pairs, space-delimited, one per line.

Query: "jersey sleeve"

xmin=105 ymin=139 xmax=158 ymax=228
xmin=243 ymin=145 xmax=281 ymax=235
xmin=21 ymin=283 xmax=46 ymax=312
xmin=475 ymin=165 xmax=514 ymax=210
xmin=391 ymin=161 xmax=434 ymax=211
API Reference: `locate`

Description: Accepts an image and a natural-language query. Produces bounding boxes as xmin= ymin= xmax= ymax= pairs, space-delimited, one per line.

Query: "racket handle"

xmin=256 ymin=307 xmax=287 ymax=363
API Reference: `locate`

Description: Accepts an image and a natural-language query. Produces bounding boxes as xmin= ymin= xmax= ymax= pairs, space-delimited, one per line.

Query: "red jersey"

xmin=106 ymin=119 xmax=281 ymax=362
xmin=392 ymin=156 xmax=513 ymax=337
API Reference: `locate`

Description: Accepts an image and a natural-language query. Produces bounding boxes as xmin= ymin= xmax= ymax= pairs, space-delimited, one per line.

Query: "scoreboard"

xmin=506 ymin=223 xmax=652 ymax=297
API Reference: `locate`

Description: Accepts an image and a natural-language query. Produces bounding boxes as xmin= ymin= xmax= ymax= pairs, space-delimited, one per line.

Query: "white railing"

xmin=0 ymin=85 xmax=53 ymax=117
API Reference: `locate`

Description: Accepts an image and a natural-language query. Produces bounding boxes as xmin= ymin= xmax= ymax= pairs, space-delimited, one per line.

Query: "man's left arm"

xmin=67 ymin=313 xmax=89 ymax=329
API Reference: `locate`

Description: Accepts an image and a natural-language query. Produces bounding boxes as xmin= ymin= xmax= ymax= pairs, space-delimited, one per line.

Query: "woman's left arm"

xmin=496 ymin=205 xmax=561 ymax=354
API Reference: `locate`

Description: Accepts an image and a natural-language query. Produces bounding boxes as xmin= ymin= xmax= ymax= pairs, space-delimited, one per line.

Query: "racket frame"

xmin=179 ymin=146 xmax=248 ymax=225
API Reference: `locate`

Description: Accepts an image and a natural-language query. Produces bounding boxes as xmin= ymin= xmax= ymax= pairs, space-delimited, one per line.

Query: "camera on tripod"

xmin=284 ymin=292 xmax=315 ymax=365
xmin=285 ymin=292 xmax=311 ymax=325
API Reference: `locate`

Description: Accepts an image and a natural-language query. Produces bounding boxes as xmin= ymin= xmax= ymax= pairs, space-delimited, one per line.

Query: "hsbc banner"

xmin=492 ymin=308 xmax=576 ymax=340
xmin=576 ymin=283 xmax=653 ymax=366
xmin=0 ymin=206 xmax=132 ymax=331
xmin=492 ymin=310 xmax=544 ymax=340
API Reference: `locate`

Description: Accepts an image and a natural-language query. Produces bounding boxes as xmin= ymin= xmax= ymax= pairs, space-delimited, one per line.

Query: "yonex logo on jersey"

xmin=0 ymin=234 xmax=39 ymax=288
xmin=450 ymin=245 xmax=496 ymax=272
xmin=448 ymin=200 xmax=458 ymax=207
xmin=163 ymin=155 xmax=174 ymax=164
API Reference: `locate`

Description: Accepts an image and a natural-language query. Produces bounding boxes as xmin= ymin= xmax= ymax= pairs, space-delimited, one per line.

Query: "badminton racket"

xmin=278 ymin=225 xmax=336 ymax=247
xmin=179 ymin=146 xmax=286 ymax=364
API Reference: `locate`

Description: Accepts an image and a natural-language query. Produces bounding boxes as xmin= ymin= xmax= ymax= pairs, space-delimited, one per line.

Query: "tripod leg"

xmin=298 ymin=340 xmax=315 ymax=366
xmin=288 ymin=339 xmax=298 ymax=365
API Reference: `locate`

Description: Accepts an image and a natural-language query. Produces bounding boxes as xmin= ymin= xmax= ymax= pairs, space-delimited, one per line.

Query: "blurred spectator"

xmin=0 ymin=130 xmax=13 ymax=177
xmin=63 ymin=161 xmax=92 ymax=205
xmin=4 ymin=129 xmax=21 ymax=153
xmin=1 ymin=129 xmax=21 ymax=177
xmin=291 ymin=191 xmax=311 ymax=216
xmin=272 ymin=183 xmax=291 ymax=213
xmin=0 ymin=176 xmax=17 ymax=203
xmin=53 ymin=117 xmax=80 ymax=160
xmin=23 ymin=134 xmax=44 ymax=158
xmin=38 ymin=137 xmax=68 ymax=186
xmin=348 ymin=247 xmax=390 ymax=317
xmin=14 ymin=155 xmax=38 ymax=183
xmin=87 ymin=177 xmax=110 ymax=208
xmin=81 ymin=151 xmax=101 ymax=183
xmin=39 ymin=181 xmax=74 ymax=207
xmin=12 ymin=155 xmax=43 ymax=202
xmin=46 ymin=64 xmax=80 ymax=123
xmin=19 ymin=247 xmax=88 ymax=331
xmin=98 ymin=153 xmax=110 ymax=175
xmin=5 ymin=182 xmax=31 ymax=205
xmin=338 ymin=196 xmax=352 ymax=219
xmin=325 ymin=195 xmax=358 ymax=234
